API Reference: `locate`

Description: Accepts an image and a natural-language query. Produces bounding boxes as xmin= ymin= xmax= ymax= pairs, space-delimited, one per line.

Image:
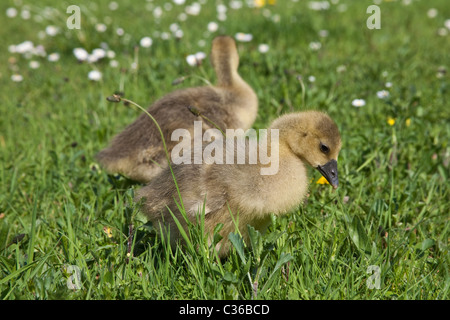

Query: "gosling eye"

xmin=319 ymin=142 xmax=330 ymax=154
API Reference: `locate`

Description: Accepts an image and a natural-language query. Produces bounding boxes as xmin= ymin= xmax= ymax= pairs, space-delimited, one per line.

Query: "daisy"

xmin=186 ymin=54 xmax=198 ymax=66
xmin=140 ymin=37 xmax=153 ymax=48
xmin=309 ymin=41 xmax=322 ymax=51
xmin=186 ymin=52 xmax=206 ymax=67
xmin=47 ymin=52 xmax=60 ymax=62
xmin=170 ymin=23 xmax=180 ymax=33
xmin=186 ymin=2 xmax=201 ymax=15
xmin=318 ymin=30 xmax=329 ymax=37
xmin=107 ymin=50 xmax=116 ymax=59
xmin=95 ymin=23 xmax=107 ymax=33
xmin=445 ymin=19 xmax=450 ymax=30
xmin=15 ymin=40 xmax=34 ymax=54
xmin=309 ymin=1 xmax=330 ymax=11
xmin=230 ymin=1 xmax=243 ymax=9
xmin=258 ymin=43 xmax=269 ymax=53
xmin=6 ymin=7 xmax=18 ymax=18
xmin=91 ymin=48 xmax=106 ymax=60
xmin=376 ymin=90 xmax=389 ymax=99
xmin=73 ymin=48 xmax=89 ymax=61
xmin=208 ymin=21 xmax=219 ymax=33
xmin=29 ymin=60 xmax=40 ymax=69
xmin=195 ymin=51 xmax=206 ymax=61
xmin=45 ymin=25 xmax=59 ymax=36
xmin=116 ymin=28 xmax=124 ymax=36
xmin=108 ymin=1 xmax=119 ymax=10
xmin=11 ymin=74 xmax=23 ymax=82
xmin=88 ymin=70 xmax=102 ymax=81
xmin=21 ymin=9 xmax=31 ymax=20
xmin=427 ymin=8 xmax=437 ymax=18
xmin=352 ymin=99 xmax=366 ymax=107
xmin=153 ymin=6 xmax=163 ymax=18
xmin=235 ymin=32 xmax=253 ymax=42
xmin=174 ymin=29 xmax=184 ymax=38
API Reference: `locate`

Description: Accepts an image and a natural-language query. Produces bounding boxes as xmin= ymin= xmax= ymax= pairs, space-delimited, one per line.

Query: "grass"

xmin=0 ymin=0 xmax=449 ymax=300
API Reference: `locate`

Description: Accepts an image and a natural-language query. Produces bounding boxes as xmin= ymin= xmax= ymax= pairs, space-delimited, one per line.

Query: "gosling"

xmin=135 ymin=111 xmax=342 ymax=257
xmin=96 ymin=35 xmax=258 ymax=183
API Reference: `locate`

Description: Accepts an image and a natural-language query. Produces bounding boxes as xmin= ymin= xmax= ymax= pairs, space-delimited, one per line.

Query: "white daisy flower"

xmin=258 ymin=44 xmax=270 ymax=53
xmin=207 ymin=21 xmax=219 ymax=33
xmin=91 ymin=48 xmax=106 ymax=60
xmin=235 ymin=32 xmax=253 ymax=42
xmin=318 ymin=30 xmax=329 ymax=37
xmin=88 ymin=70 xmax=102 ymax=81
xmin=107 ymin=50 xmax=116 ymax=59
xmin=230 ymin=1 xmax=243 ymax=9
xmin=352 ymin=99 xmax=366 ymax=107
xmin=153 ymin=6 xmax=163 ymax=18
xmin=308 ymin=1 xmax=330 ymax=11
xmin=186 ymin=2 xmax=201 ymax=16
xmin=174 ymin=29 xmax=184 ymax=38
xmin=186 ymin=54 xmax=198 ymax=66
xmin=45 ymin=25 xmax=59 ymax=37
xmin=108 ymin=1 xmax=119 ymax=10
xmin=21 ymin=9 xmax=31 ymax=20
xmin=437 ymin=28 xmax=448 ymax=36
xmin=116 ymin=28 xmax=124 ymax=36
xmin=309 ymin=41 xmax=322 ymax=51
xmin=6 ymin=7 xmax=18 ymax=18
xmin=195 ymin=51 xmax=206 ymax=61
xmin=11 ymin=74 xmax=23 ymax=82
xmin=95 ymin=23 xmax=107 ymax=33
xmin=29 ymin=60 xmax=40 ymax=69
xmin=15 ymin=41 xmax=34 ymax=54
xmin=170 ymin=23 xmax=180 ymax=33
xmin=336 ymin=65 xmax=347 ymax=73
xmin=217 ymin=12 xmax=227 ymax=21
xmin=73 ymin=48 xmax=89 ymax=61
xmin=445 ymin=19 xmax=450 ymax=30
xmin=216 ymin=4 xmax=227 ymax=14
xmin=427 ymin=8 xmax=438 ymax=18
xmin=376 ymin=90 xmax=390 ymax=99
xmin=47 ymin=52 xmax=60 ymax=62
xmin=140 ymin=37 xmax=153 ymax=48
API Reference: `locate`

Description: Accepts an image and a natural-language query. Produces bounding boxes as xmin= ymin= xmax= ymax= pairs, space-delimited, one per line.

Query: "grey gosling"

xmin=135 ymin=111 xmax=342 ymax=257
xmin=97 ymin=35 xmax=258 ymax=182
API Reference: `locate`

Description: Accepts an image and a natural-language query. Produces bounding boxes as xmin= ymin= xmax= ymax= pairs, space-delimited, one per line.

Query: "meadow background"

xmin=0 ymin=0 xmax=448 ymax=300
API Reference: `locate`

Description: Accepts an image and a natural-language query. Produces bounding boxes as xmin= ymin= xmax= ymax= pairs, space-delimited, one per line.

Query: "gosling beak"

xmin=317 ymin=159 xmax=339 ymax=189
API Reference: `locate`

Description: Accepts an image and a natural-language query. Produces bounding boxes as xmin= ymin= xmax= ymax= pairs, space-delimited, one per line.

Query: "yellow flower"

xmin=405 ymin=118 xmax=411 ymax=127
xmin=387 ymin=117 xmax=395 ymax=126
xmin=103 ymin=226 xmax=113 ymax=238
xmin=316 ymin=176 xmax=329 ymax=185
xmin=254 ymin=0 xmax=265 ymax=7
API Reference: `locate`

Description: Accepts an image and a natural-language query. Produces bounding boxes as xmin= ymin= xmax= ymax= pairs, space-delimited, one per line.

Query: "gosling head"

xmin=210 ymin=35 xmax=239 ymax=73
xmin=272 ymin=111 xmax=342 ymax=188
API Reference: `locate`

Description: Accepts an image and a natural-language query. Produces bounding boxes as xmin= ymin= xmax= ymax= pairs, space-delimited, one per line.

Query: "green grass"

xmin=0 ymin=0 xmax=449 ymax=300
